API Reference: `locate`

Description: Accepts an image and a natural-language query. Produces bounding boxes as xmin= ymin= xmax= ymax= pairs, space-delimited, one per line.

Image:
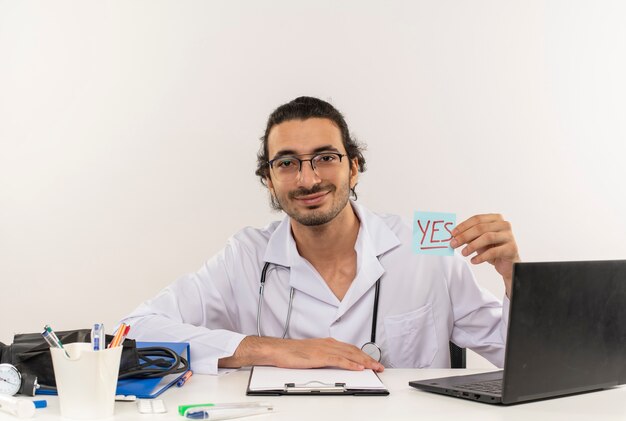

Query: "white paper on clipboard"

xmin=248 ymin=366 xmax=387 ymax=392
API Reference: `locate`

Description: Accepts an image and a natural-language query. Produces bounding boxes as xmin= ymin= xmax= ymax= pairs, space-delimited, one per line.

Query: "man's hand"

xmin=450 ymin=213 xmax=521 ymax=298
xmin=219 ymin=336 xmax=384 ymax=372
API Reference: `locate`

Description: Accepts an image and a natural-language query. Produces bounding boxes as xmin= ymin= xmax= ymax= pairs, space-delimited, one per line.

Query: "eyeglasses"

xmin=267 ymin=152 xmax=347 ymax=182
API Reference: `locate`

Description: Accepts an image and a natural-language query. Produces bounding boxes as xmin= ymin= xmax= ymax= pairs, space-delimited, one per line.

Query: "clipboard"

xmin=246 ymin=366 xmax=389 ymax=396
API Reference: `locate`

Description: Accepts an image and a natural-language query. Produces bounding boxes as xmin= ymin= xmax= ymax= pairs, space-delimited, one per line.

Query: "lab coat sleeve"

xmin=120 ymin=242 xmax=247 ymax=375
xmin=448 ymin=259 xmax=508 ymax=367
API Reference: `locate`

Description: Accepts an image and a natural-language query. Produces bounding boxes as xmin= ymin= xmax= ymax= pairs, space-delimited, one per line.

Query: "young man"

xmin=122 ymin=97 xmax=520 ymax=374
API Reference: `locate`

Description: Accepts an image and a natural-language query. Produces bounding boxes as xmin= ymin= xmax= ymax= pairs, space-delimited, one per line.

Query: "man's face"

xmin=266 ymin=118 xmax=358 ymax=227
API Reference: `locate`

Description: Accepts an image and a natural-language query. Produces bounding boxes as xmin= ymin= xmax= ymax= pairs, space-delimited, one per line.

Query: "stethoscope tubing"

xmin=370 ymin=277 xmax=380 ymax=343
xmin=257 ymin=261 xmax=382 ymax=361
xmin=257 ymin=262 xmax=295 ymax=339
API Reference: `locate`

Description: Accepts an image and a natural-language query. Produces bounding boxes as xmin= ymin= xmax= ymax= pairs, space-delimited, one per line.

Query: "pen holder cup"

xmin=50 ymin=342 xmax=122 ymax=419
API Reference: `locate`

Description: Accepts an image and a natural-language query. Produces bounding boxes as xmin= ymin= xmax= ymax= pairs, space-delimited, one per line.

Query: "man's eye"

xmin=318 ymin=154 xmax=336 ymax=163
xmin=277 ymin=159 xmax=294 ymax=168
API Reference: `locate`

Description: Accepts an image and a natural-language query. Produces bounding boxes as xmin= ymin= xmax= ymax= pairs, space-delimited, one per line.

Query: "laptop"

xmin=409 ymin=260 xmax=626 ymax=404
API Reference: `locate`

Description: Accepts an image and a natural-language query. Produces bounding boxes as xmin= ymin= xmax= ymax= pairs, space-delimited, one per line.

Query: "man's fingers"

xmin=461 ymin=231 xmax=511 ymax=257
xmin=325 ymin=341 xmax=384 ymax=371
xmin=453 ymin=213 xmax=503 ymax=237
xmin=325 ymin=354 xmax=365 ymax=371
xmin=451 ymin=221 xmax=510 ymax=248
xmin=470 ymin=244 xmax=512 ymax=264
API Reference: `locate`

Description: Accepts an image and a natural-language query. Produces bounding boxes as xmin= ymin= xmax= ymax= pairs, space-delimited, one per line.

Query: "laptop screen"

xmin=502 ymin=260 xmax=626 ymax=403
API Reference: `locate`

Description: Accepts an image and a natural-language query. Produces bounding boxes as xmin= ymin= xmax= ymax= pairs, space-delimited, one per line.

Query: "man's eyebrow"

xmin=271 ymin=145 xmax=341 ymax=159
xmin=312 ymin=145 xmax=341 ymax=154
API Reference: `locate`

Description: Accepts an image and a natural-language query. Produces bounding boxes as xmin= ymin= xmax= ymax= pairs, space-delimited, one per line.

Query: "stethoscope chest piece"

xmin=361 ymin=342 xmax=382 ymax=362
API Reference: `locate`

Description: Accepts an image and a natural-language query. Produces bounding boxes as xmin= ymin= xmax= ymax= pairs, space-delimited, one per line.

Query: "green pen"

xmin=178 ymin=403 xmax=214 ymax=416
xmin=178 ymin=402 xmax=271 ymax=417
xmin=43 ymin=325 xmax=69 ymax=358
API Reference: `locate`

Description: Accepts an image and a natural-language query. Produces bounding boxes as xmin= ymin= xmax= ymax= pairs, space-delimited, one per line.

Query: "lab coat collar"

xmin=351 ymin=201 xmax=402 ymax=257
xmin=262 ymin=201 xmax=401 ymax=308
xmin=262 ymin=201 xmax=400 ymax=266
xmin=262 ymin=212 xmax=294 ymax=268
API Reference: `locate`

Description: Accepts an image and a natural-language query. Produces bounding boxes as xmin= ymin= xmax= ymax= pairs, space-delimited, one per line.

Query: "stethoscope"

xmin=256 ymin=262 xmax=383 ymax=362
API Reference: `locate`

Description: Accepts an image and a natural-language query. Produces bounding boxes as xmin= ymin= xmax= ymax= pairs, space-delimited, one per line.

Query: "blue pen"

xmin=177 ymin=371 xmax=193 ymax=387
xmin=91 ymin=323 xmax=105 ymax=351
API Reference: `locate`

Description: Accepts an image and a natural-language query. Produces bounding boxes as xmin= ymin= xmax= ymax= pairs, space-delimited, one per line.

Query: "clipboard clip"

xmin=284 ymin=381 xmax=347 ymax=393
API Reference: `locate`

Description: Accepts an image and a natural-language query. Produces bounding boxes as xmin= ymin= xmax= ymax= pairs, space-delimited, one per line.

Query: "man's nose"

xmin=296 ymin=159 xmax=321 ymax=186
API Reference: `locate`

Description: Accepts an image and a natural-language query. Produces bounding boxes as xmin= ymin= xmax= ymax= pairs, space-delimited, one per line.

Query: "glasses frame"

xmin=267 ymin=152 xmax=347 ymax=180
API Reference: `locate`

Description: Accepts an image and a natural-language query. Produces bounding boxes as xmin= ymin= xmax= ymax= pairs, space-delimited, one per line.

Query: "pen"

xmin=42 ymin=325 xmax=69 ymax=357
xmin=91 ymin=323 xmax=105 ymax=351
xmin=123 ymin=324 xmax=131 ymax=339
xmin=177 ymin=370 xmax=193 ymax=387
xmin=41 ymin=329 xmax=58 ymax=348
xmin=178 ymin=402 xmax=272 ymax=416
xmin=183 ymin=405 xmax=273 ymax=420
xmin=43 ymin=325 xmax=62 ymax=347
xmin=108 ymin=323 xmax=130 ymax=348
xmin=108 ymin=323 xmax=124 ymax=348
xmin=116 ymin=324 xmax=131 ymax=347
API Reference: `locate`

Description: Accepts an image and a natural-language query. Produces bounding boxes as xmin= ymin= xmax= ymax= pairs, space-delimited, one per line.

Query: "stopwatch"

xmin=0 ymin=364 xmax=22 ymax=396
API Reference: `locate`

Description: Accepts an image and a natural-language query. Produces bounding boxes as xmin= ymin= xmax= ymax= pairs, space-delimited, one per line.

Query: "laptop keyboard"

xmin=455 ymin=379 xmax=503 ymax=394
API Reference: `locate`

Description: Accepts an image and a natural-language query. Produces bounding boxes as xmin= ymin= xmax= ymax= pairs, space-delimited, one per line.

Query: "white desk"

xmin=6 ymin=369 xmax=625 ymax=421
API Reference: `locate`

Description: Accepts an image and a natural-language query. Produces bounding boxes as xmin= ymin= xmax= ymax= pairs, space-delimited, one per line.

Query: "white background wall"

xmin=1 ymin=1 xmax=625 ymax=368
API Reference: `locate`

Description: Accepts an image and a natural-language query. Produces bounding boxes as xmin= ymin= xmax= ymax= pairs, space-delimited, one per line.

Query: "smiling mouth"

xmin=295 ymin=191 xmax=329 ymax=205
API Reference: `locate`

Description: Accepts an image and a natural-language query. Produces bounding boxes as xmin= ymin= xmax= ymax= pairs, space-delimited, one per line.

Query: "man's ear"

xmin=266 ymin=176 xmax=275 ymax=194
xmin=349 ymin=157 xmax=359 ymax=189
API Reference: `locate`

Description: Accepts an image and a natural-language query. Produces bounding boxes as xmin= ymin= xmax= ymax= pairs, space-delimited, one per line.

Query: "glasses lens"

xmin=312 ymin=153 xmax=342 ymax=176
xmin=271 ymin=157 xmax=300 ymax=181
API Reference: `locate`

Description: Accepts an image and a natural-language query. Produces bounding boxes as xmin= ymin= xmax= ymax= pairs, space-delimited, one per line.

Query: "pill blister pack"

xmin=137 ymin=399 xmax=167 ymax=414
